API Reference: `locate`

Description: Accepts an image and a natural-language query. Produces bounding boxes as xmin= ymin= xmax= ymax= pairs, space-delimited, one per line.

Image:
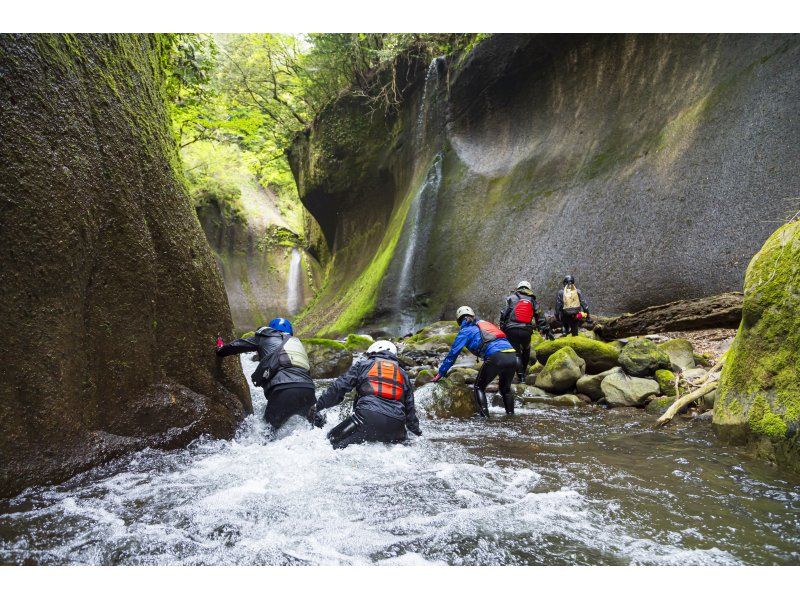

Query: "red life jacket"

xmin=511 ymin=293 xmax=534 ymax=325
xmin=476 ymin=320 xmax=507 ymax=356
xmin=363 ymin=358 xmax=405 ymax=401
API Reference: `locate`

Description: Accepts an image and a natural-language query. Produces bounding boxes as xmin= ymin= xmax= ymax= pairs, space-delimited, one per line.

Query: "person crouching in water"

xmin=312 ymin=340 xmax=422 ymax=449
xmin=216 ymin=318 xmax=316 ymax=431
xmin=431 ymin=306 xmax=518 ymax=417
xmin=499 ymin=280 xmax=554 ymax=382
xmin=556 ymin=275 xmax=590 ymax=337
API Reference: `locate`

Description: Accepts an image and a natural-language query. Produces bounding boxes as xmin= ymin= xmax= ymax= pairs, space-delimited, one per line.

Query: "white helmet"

xmin=366 ymin=340 xmax=397 ymax=355
xmin=517 ymin=280 xmax=532 ymax=292
xmin=456 ymin=305 xmax=475 ymax=321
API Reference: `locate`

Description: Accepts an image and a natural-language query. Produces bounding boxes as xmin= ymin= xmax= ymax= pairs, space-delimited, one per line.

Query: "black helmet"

xmin=563 ymin=275 xmax=575 ymax=285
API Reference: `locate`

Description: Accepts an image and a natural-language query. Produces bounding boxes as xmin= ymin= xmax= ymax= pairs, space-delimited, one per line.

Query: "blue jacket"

xmin=438 ymin=319 xmax=514 ymax=376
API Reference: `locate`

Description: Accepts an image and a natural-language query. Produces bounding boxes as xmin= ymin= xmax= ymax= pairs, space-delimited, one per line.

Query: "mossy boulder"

xmin=447 ymin=367 xmax=479 ymax=386
xmin=414 ymin=368 xmax=435 ymax=388
xmin=654 ymin=369 xmax=677 ymax=397
xmin=714 ymin=220 xmax=800 ymax=471
xmin=646 ymin=395 xmax=676 ymax=416
xmin=418 ymin=378 xmax=476 ymax=418
xmin=575 ymin=367 xmax=622 ymax=401
xmin=600 ymin=371 xmax=660 ymax=407
xmin=619 ymin=338 xmax=671 ymax=377
xmin=535 ymin=347 xmax=586 ymax=393
xmin=343 ymin=333 xmax=374 ymax=351
xmin=535 ymin=336 xmax=620 ymax=374
xmin=659 ymin=338 xmax=696 ymax=371
xmin=305 ymin=338 xmax=353 ymax=378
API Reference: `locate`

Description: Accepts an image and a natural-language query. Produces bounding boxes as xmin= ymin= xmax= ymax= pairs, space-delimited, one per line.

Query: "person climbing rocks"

xmin=556 ymin=275 xmax=590 ymax=337
xmin=312 ymin=340 xmax=422 ymax=449
xmin=215 ymin=318 xmax=316 ymax=432
xmin=499 ymin=280 xmax=554 ymax=382
xmin=431 ymin=306 xmax=518 ymax=417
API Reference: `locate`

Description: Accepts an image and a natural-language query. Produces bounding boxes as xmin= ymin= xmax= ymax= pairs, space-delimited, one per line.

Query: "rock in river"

xmin=619 ymin=338 xmax=672 ymax=377
xmin=576 ymin=366 xmax=623 ymax=401
xmin=659 ymin=338 xmax=696 ymax=371
xmin=305 ymin=339 xmax=353 ymax=378
xmin=535 ymin=347 xmax=586 ymax=393
xmin=601 ymin=371 xmax=660 ymax=407
xmin=535 ymin=336 xmax=620 ymax=374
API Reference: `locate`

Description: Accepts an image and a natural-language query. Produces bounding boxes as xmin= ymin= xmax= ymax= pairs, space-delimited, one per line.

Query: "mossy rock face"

xmin=619 ymin=338 xmax=672 ymax=377
xmin=305 ymin=338 xmax=353 ymax=378
xmin=715 ymin=220 xmax=800 ymax=472
xmin=343 ymin=333 xmax=374 ymax=351
xmin=646 ymin=395 xmax=676 ymax=416
xmin=535 ymin=336 xmax=620 ymax=374
xmin=659 ymin=338 xmax=696 ymax=371
xmin=535 ymin=346 xmax=586 ymax=393
xmin=654 ymin=369 xmax=677 ymax=397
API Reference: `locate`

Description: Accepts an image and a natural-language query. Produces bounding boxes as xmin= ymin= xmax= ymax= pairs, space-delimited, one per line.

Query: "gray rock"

xmin=535 ymin=346 xmax=586 ymax=393
xmin=575 ymin=366 xmax=623 ymax=400
xmin=659 ymin=338 xmax=696 ymax=371
xmin=417 ymin=378 xmax=475 ymax=418
xmin=682 ymin=367 xmax=709 ymax=381
xmin=601 ymin=371 xmax=660 ymax=406
xmin=306 ymin=342 xmax=353 ymax=378
xmin=619 ymin=338 xmax=672 ymax=377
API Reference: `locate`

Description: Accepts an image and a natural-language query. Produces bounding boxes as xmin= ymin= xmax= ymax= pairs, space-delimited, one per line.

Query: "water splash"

xmin=286 ymin=247 xmax=302 ymax=315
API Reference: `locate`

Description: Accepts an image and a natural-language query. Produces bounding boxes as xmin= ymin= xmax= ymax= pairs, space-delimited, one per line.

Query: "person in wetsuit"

xmin=216 ymin=318 xmax=316 ymax=431
xmin=312 ymin=340 xmax=422 ymax=449
xmin=431 ymin=306 xmax=518 ymax=417
xmin=499 ymin=280 xmax=553 ymax=382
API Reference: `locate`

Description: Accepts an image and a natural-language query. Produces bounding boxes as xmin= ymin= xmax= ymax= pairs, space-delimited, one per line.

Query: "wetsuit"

xmin=217 ymin=327 xmax=316 ymax=430
xmin=316 ymin=350 xmax=421 ymax=449
xmin=438 ymin=318 xmax=517 ymax=416
xmin=556 ymin=287 xmax=590 ymax=337
xmin=499 ymin=290 xmax=549 ymax=380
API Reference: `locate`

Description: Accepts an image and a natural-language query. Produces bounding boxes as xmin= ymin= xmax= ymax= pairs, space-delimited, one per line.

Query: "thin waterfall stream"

xmin=286 ymin=247 xmax=303 ymax=315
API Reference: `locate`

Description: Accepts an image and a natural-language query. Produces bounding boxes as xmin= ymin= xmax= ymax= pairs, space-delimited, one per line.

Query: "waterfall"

xmin=415 ymin=56 xmax=445 ymax=148
xmin=286 ymin=247 xmax=302 ymax=315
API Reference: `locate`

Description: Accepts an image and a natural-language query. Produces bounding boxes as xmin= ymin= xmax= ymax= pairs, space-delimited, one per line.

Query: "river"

xmin=1 ymin=356 xmax=798 ymax=565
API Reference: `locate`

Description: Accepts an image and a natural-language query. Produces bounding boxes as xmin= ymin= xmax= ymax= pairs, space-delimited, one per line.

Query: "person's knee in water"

xmin=556 ymin=275 xmax=590 ymax=337
xmin=312 ymin=340 xmax=422 ymax=449
xmin=432 ymin=306 xmax=518 ymax=416
xmin=215 ymin=317 xmax=316 ymax=432
xmin=498 ymin=280 xmax=553 ymax=382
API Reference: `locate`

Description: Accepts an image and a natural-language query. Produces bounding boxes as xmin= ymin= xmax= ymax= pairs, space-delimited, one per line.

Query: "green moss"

xmin=303 ymin=337 xmax=347 ymax=351
xmin=535 ymin=336 xmax=620 ymax=374
xmin=645 ymin=395 xmax=676 ymax=416
xmin=654 ymin=369 xmax=677 ymax=397
xmin=343 ymin=333 xmax=373 ymax=351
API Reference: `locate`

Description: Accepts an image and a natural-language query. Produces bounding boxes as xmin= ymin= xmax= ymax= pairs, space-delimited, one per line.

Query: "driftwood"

xmin=596 ymin=292 xmax=743 ymax=339
xmin=655 ymin=359 xmax=726 ymax=427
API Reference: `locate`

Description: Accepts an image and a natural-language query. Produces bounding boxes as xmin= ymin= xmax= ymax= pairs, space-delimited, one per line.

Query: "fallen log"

xmin=654 ymin=360 xmax=725 ymax=427
xmin=595 ymin=293 xmax=743 ymax=339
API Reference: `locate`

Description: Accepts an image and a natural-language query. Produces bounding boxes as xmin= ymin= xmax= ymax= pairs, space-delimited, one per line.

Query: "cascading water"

xmin=1 ymin=354 xmax=798 ymax=565
xmin=286 ymin=247 xmax=303 ymax=315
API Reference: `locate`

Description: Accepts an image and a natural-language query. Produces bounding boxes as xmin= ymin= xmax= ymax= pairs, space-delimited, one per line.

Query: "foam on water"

xmin=1 ymin=356 xmax=798 ymax=565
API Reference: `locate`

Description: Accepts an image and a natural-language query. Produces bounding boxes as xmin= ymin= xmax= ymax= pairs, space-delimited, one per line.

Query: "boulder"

xmin=645 ymin=395 xmax=676 ymax=416
xmin=524 ymin=374 xmax=538 ymax=385
xmin=418 ymin=378 xmax=476 ymax=418
xmin=517 ymin=386 xmax=581 ymax=407
xmin=305 ymin=339 xmax=353 ymax=378
xmin=414 ymin=368 xmax=435 ymax=388
xmin=682 ymin=367 xmax=709 ymax=381
xmin=535 ymin=347 xmax=586 ymax=393
xmin=576 ymin=366 xmax=623 ymax=400
xmin=448 ymin=367 xmax=479 ymax=386
xmin=659 ymin=338 xmax=696 ymax=371
xmin=654 ymin=369 xmax=677 ymax=397
xmin=535 ymin=336 xmax=620 ymax=374
xmin=619 ymin=338 xmax=671 ymax=377
xmin=715 ymin=220 xmax=800 ymax=472
xmin=601 ymin=371 xmax=660 ymax=407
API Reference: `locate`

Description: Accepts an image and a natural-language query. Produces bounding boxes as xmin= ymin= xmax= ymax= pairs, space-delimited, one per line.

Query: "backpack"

xmin=511 ymin=294 xmax=534 ymax=325
xmin=476 ymin=320 xmax=507 ymax=356
xmin=252 ymin=333 xmax=310 ymax=387
xmin=562 ymin=285 xmax=582 ymax=316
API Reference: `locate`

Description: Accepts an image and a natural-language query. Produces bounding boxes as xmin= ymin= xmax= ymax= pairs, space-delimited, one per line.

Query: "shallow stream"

xmin=1 ymin=356 xmax=798 ymax=565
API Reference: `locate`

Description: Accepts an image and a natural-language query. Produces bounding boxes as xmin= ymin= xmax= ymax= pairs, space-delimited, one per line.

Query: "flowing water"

xmin=1 ymin=355 xmax=798 ymax=565
xmin=286 ymin=247 xmax=303 ymax=315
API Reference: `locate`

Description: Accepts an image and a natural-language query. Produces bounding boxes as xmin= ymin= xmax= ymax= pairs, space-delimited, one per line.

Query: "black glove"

xmin=308 ymin=404 xmax=326 ymax=428
xmin=408 ymin=426 xmax=422 ymax=437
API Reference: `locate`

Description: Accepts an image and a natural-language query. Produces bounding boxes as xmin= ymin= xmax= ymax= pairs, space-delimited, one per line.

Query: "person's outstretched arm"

xmin=216 ymin=336 xmax=258 ymax=357
xmin=435 ymin=328 xmax=470 ymax=379
xmin=316 ymin=361 xmax=361 ymax=411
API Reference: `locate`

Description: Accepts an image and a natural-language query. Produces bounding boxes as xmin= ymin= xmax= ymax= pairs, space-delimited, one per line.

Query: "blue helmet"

xmin=268 ymin=317 xmax=293 ymax=335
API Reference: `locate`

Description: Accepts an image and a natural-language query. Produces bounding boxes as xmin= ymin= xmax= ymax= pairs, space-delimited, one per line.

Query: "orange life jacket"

xmin=363 ymin=358 xmax=405 ymax=401
xmin=476 ymin=320 xmax=507 ymax=356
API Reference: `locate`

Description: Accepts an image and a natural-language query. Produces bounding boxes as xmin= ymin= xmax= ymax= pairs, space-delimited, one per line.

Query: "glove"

xmin=308 ymin=404 xmax=326 ymax=428
xmin=408 ymin=425 xmax=422 ymax=436
xmin=431 ymin=373 xmax=443 ymax=383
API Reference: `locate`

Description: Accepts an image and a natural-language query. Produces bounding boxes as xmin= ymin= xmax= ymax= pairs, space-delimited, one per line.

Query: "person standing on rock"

xmin=432 ymin=306 xmax=518 ymax=417
xmin=556 ymin=275 xmax=590 ymax=337
xmin=216 ymin=318 xmax=316 ymax=432
xmin=499 ymin=280 xmax=554 ymax=382
xmin=312 ymin=340 xmax=422 ymax=449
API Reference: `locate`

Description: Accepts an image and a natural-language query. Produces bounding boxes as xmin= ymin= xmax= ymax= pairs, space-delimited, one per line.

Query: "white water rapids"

xmin=1 ymin=355 xmax=798 ymax=565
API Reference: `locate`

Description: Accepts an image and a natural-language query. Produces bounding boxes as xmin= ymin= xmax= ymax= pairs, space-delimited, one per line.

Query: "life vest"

xmin=476 ymin=320 xmax=507 ymax=356
xmin=278 ymin=336 xmax=311 ymax=371
xmin=562 ymin=285 xmax=582 ymax=316
xmin=510 ymin=292 xmax=534 ymax=325
xmin=361 ymin=358 xmax=405 ymax=401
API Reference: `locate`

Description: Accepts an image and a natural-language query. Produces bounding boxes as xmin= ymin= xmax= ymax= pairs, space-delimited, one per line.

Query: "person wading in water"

xmin=432 ymin=306 xmax=518 ymax=417
xmin=556 ymin=275 xmax=590 ymax=337
xmin=499 ymin=280 xmax=553 ymax=382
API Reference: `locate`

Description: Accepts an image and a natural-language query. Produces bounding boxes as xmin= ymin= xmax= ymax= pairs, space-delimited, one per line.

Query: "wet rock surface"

xmin=601 ymin=371 xmax=660 ymax=407
xmin=305 ymin=339 xmax=354 ymax=378
xmin=619 ymin=339 xmax=672 ymax=377
xmin=535 ymin=347 xmax=586 ymax=394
